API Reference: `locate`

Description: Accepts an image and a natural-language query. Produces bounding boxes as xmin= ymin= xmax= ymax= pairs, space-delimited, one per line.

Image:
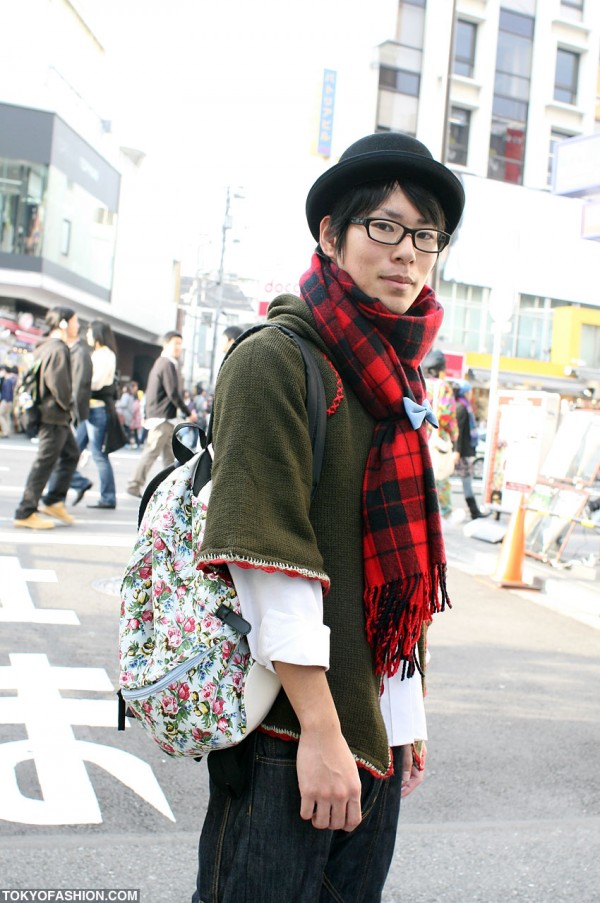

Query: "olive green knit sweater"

xmin=200 ymin=294 xmax=424 ymax=776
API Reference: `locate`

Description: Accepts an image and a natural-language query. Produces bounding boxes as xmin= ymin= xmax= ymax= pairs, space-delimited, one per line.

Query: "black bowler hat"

xmin=305 ymin=131 xmax=465 ymax=241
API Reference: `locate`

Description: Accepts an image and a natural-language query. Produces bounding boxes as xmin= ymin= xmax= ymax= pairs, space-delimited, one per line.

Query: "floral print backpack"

xmin=117 ymin=325 xmax=326 ymax=759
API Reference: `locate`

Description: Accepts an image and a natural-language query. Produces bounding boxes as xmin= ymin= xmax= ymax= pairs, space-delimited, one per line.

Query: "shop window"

xmin=0 ymin=159 xmax=47 ymax=256
xmin=453 ymin=20 xmax=477 ymax=78
xmin=379 ymin=65 xmax=420 ymax=95
xmin=396 ymin=0 xmax=426 ymax=49
xmin=554 ymin=48 xmax=579 ymax=105
xmin=488 ymin=120 xmax=526 ymax=184
xmin=560 ymin=0 xmax=584 ymax=22
xmin=580 ymin=324 xmax=600 ymax=369
xmin=448 ymin=107 xmax=471 ymax=166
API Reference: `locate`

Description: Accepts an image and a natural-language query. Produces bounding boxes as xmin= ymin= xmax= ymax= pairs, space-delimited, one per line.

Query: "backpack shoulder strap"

xmin=207 ymin=323 xmax=327 ymax=501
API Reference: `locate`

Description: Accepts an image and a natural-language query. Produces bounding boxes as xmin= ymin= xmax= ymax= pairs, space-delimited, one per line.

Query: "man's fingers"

xmin=343 ymin=797 xmax=362 ymax=832
xmin=302 ymin=794 xmax=363 ymax=831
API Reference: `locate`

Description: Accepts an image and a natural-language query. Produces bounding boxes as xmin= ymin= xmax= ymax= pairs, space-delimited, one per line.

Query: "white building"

xmin=372 ymin=0 xmax=600 ymax=390
xmin=0 ymin=0 xmax=181 ymax=384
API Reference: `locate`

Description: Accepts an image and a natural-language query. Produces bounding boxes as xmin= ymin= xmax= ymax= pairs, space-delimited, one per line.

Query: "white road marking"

xmin=0 ymin=653 xmax=175 ymax=825
xmin=0 ymin=531 xmax=135 ymax=547
xmin=0 ymin=556 xmax=79 ymax=625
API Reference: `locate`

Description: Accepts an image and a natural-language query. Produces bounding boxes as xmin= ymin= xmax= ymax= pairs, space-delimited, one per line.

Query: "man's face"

xmin=66 ymin=314 xmax=79 ymax=343
xmin=166 ymin=336 xmax=183 ymax=358
xmin=320 ymin=186 xmax=438 ymax=316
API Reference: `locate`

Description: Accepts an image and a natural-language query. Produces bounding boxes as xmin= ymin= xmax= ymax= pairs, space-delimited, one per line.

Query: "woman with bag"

xmin=84 ymin=319 xmax=122 ymax=509
xmin=423 ymin=349 xmax=462 ymax=522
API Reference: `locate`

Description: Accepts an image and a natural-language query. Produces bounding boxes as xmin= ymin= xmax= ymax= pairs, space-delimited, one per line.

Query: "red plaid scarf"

xmin=300 ymin=252 xmax=449 ymax=678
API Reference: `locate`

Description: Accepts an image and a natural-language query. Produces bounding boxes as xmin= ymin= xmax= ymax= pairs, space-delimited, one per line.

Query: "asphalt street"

xmin=0 ymin=434 xmax=598 ymax=903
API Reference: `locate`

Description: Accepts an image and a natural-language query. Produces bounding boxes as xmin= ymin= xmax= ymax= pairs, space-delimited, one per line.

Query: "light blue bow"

xmin=402 ymin=396 xmax=439 ymax=430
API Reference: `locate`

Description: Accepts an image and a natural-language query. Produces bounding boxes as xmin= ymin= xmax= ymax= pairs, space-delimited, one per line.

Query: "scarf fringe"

xmin=366 ymin=563 xmax=451 ymax=678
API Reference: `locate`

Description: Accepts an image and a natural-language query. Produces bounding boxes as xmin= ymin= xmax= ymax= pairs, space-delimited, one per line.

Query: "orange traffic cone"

xmin=492 ymin=494 xmax=541 ymax=590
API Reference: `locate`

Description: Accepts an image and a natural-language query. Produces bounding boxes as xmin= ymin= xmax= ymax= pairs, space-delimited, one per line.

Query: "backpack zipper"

xmin=121 ymin=648 xmax=211 ymax=700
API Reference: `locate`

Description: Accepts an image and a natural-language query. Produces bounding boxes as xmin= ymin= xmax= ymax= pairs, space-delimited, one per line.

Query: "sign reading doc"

xmin=317 ymin=69 xmax=337 ymax=158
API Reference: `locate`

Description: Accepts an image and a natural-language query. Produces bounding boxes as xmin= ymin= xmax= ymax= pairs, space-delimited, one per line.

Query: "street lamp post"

xmin=208 ymin=187 xmax=233 ymax=389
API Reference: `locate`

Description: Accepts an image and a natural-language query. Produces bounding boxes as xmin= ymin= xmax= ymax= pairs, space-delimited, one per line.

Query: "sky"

xmin=83 ymin=0 xmax=392 ymax=290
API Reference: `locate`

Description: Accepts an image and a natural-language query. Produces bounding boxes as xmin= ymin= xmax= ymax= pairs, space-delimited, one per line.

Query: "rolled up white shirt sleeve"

xmin=380 ymin=671 xmax=427 ymax=746
xmin=229 ymin=566 xmax=330 ymax=674
xmin=230 ymin=565 xmax=428 ymax=746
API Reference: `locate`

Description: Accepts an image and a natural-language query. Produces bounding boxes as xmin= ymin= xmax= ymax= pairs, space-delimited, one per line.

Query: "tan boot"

xmin=14 ymin=512 xmax=55 ymax=530
xmin=40 ymin=501 xmax=75 ymax=525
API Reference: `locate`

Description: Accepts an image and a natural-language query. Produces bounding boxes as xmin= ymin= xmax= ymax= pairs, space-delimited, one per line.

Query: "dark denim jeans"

xmin=192 ymin=734 xmax=403 ymax=903
xmin=87 ymin=406 xmax=116 ymax=505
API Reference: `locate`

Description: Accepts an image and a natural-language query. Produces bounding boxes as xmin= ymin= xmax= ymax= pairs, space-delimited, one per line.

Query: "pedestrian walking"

xmin=454 ymin=379 xmax=489 ymax=519
xmin=126 ymin=331 xmax=197 ymax=498
xmin=46 ymin=319 xmax=94 ymax=505
xmin=85 ymin=319 xmax=121 ymax=510
xmin=0 ymin=365 xmax=17 ymax=437
xmin=13 ymin=307 xmax=80 ymax=529
xmin=423 ymin=349 xmax=462 ymax=522
xmin=191 ymin=130 xmax=465 ymax=903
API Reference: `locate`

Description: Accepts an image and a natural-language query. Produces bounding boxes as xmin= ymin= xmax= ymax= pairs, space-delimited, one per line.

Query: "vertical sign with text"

xmin=317 ymin=69 xmax=337 ymax=158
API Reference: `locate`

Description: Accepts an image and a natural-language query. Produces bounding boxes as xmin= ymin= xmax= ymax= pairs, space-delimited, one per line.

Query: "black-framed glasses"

xmin=349 ymin=217 xmax=450 ymax=253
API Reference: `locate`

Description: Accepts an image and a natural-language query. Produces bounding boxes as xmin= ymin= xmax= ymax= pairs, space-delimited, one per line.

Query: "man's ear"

xmin=319 ymin=216 xmax=336 ymax=258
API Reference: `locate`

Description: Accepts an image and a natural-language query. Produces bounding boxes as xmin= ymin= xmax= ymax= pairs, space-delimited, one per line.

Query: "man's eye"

xmin=371 ymin=220 xmax=396 ymax=233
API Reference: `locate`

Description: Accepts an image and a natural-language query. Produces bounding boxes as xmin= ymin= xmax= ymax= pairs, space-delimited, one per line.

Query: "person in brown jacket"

xmin=14 ymin=307 xmax=80 ymax=529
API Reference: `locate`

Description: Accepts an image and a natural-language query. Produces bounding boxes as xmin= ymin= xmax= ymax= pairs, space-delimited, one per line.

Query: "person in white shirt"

xmin=85 ymin=320 xmax=119 ymax=509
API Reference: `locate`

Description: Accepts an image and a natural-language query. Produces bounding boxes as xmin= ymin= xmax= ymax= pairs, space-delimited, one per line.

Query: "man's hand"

xmin=400 ymin=743 xmax=426 ymax=798
xmin=274 ymin=661 xmax=362 ymax=832
xmin=297 ymin=726 xmax=362 ymax=831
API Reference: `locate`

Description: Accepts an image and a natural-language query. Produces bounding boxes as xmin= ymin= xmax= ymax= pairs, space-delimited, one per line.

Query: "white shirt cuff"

xmin=229 ymin=566 xmax=330 ymax=673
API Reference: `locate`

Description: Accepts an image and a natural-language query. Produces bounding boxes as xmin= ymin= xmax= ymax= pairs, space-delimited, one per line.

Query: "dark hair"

xmin=323 ymin=179 xmax=446 ymax=257
xmin=161 ymin=331 xmax=183 ymax=346
xmin=423 ymin=349 xmax=447 ymax=377
xmin=88 ymin=319 xmax=117 ymax=353
xmin=223 ymin=325 xmax=244 ymax=342
xmin=45 ymin=306 xmax=76 ymax=332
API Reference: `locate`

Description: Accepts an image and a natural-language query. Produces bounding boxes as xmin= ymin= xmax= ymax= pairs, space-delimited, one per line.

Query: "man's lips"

xmin=381 ymin=274 xmax=413 ymax=285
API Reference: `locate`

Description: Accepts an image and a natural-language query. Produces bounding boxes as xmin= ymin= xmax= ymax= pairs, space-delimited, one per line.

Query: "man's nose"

xmin=393 ymin=231 xmax=416 ymax=260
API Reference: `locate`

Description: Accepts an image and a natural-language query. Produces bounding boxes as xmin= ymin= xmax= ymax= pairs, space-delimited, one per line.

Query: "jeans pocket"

xmin=254 ymin=731 xmax=299 ymax=767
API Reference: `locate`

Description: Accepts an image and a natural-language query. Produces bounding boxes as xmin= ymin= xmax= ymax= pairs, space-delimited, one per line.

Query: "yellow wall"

xmin=551 ymin=306 xmax=600 ymax=366
xmin=465 ymin=306 xmax=600 ymax=377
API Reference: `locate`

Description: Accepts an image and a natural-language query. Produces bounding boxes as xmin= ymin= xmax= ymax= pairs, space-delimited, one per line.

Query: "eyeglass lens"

xmin=367 ymin=219 xmax=446 ymax=252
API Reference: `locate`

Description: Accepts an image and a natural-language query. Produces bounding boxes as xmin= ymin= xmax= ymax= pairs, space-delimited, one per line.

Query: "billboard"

xmin=552 ymin=133 xmax=600 ymax=198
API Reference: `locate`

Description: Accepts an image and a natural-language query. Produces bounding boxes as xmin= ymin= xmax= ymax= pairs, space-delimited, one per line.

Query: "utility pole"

xmin=435 ymin=0 xmax=458 ymax=298
xmin=208 ymin=186 xmax=232 ymax=389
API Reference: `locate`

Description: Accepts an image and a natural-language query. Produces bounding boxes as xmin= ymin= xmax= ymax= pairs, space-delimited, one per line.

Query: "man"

xmin=221 ymin=324 xmax=244 ymax=354
xmin=45 ymin=317 xmax=94 ymax=505
xmin=191 ymin=132 xmax=465 ymax=902
xmin=127 ymin=331 xmax=196 ymax=498
xmin=0 ymin=365 xmax=17 ymax=437
xmin=14 ymin=307 xmax=80 ymax=529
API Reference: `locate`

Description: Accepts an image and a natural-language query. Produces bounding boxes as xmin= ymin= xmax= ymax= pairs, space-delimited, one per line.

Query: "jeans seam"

xmin=322 ymin=872 xmax=346 ymax=903
xmin=211 ymin=794 xmax=232 ymax=903
xmin=357 ymin=774 xmax=391 ymax=902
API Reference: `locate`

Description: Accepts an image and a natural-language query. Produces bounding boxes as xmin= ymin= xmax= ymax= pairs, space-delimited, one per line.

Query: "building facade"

xmin=373 ymin=0 xmax=600 ymax=397
xmin=0 ymin=0 xmax=179 ymax=386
